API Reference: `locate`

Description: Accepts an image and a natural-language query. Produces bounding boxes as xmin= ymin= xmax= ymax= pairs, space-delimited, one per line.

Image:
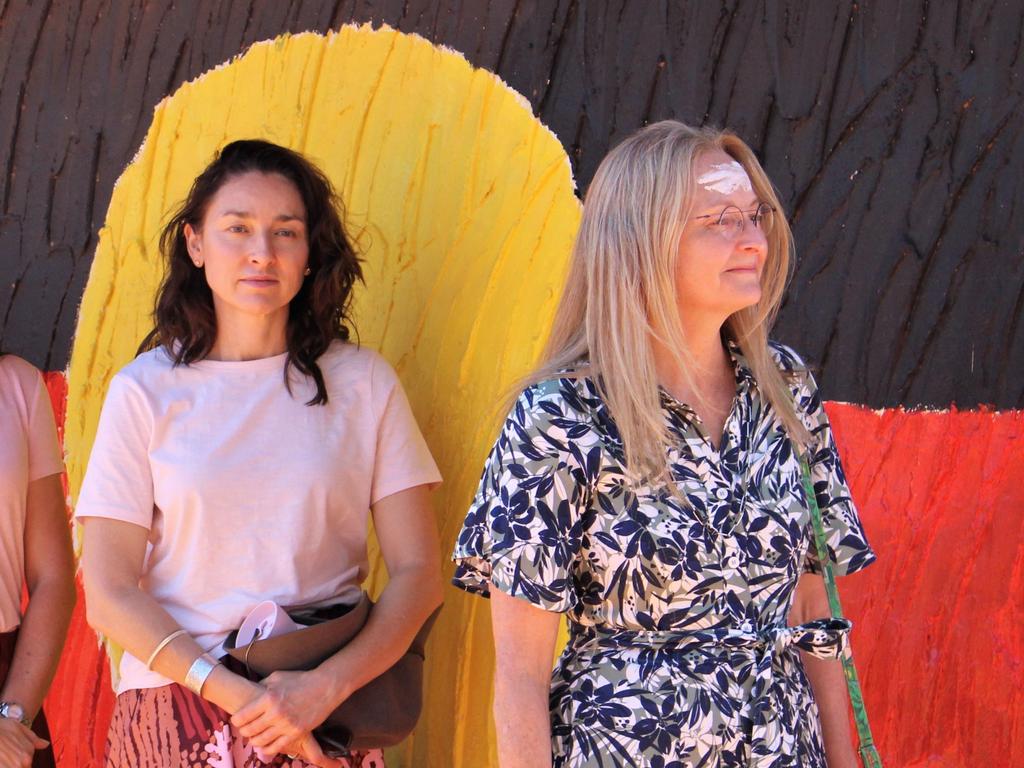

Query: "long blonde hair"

xmin=528 ymin=120 xmax=810 ymax=483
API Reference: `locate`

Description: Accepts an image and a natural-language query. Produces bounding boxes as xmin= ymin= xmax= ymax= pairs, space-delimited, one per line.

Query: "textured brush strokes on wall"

xmin=16 ymin=16 xmax=1024 ymax=768
xmin=3 ymin=1 xmax=1023 ymax=412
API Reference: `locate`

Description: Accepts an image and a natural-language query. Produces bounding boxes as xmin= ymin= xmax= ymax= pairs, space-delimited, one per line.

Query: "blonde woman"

xmin=452 ymin=121 xmax=876 ymax=768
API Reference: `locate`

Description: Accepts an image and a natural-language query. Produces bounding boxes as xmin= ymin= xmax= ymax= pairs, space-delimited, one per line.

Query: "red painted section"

xmin=46 ymin=579 xmax=114 ymax=767
xmin=38 ymin=372 xmax=114 ymax=766
xmin=826 ymin=403 xmax=1024 ymax=768
xmin=33 ymin=372 xmax=1024 ymax=766
xmin=41 ymin=371 xmax=67 ymax=446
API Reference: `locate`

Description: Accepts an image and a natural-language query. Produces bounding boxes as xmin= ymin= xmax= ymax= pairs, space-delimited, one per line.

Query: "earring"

xmin=304 ymin=267 xmax=311 ymax=276
xmin=193 ymin=260 xmax=203 ymax=268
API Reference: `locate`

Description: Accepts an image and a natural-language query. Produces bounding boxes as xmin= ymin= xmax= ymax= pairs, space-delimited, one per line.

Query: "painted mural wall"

xmin=1 ymin=2 xmax=1022 ymax=766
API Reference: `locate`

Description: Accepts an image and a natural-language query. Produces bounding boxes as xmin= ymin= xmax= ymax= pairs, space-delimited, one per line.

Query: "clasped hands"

xmin=231 ymin=668 xmax=349 ymax=767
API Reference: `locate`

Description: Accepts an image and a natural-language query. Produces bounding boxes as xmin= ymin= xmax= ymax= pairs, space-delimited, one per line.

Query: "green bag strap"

xmin=799 ymin=456 xmax=884 ymax=768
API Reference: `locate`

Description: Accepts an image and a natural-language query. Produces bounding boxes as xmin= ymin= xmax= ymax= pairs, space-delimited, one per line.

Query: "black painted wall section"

xmin=1 ymin=0 xmax=1021 ymax=408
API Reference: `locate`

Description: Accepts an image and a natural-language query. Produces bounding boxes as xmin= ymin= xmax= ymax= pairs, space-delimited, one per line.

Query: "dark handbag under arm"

xmin=223 ymin=592 xmax=441 ymax=755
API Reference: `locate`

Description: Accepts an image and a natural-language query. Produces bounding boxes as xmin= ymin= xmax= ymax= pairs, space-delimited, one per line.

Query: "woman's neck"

xmin=207 ymin=313 xmax=289 ymax=362
xmin=651 ymin=316 xmax=733 ymax=402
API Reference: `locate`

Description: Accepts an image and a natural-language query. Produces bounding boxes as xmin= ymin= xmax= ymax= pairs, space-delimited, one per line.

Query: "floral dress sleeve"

xmin=451 ymin=380 xmax=592 ymax=612
xmin=776 ymin=344 xmax=878 ymax=577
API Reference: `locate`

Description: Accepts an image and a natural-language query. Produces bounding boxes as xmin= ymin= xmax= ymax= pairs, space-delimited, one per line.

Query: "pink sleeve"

xmin=26 ymin=370 xmax=63 ymax=482
xmin=370 ymin=357 xmax=442 ymax=506
xmin=74 ymin=373 xmax=155 ymax=528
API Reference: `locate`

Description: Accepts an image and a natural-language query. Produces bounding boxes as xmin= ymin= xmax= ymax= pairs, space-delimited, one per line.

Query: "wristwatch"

xmin=0 ymin=701 xmax=31 ymax=727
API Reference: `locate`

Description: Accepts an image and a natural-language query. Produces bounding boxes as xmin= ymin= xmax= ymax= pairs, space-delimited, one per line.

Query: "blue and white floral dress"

xmin=452 ymin=342 xmax=876 ymax=768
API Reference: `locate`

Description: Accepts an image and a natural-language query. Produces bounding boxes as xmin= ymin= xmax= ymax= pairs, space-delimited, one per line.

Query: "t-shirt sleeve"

xmin=789 ymin=359 xmax=877 ymax=577
xmin=26 ymin=369 xmax=63 ymax=482
xmin=74 ymin=373 xmax=156 ymax=529
xmin=451 ymin=383 xmax=592 ymax=613
xmin=369 ymin=357 xmax=442 ymax=506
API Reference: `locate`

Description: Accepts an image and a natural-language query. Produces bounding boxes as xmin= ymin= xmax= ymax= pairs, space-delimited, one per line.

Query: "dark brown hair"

xmin=140 ymin=139 xmax=362 ymax=405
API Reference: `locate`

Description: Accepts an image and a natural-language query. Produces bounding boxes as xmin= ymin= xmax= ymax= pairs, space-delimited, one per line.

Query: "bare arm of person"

xmin=81 ymin=516 xmax=264 ymax=711
xmin=80 ymin=517 xmax=336 ymax=766
xmin=490 ymin=589 xmax=561 ymax=768
xmin=790 ymin=572 xmax=859 ymax=768
xmin=1 ymin=473 xmax=75 ymax=717
xmin=0 ymin=473 xmax=76 ymax=768
xmin=232 ymin=483 xmax=444 ymax=756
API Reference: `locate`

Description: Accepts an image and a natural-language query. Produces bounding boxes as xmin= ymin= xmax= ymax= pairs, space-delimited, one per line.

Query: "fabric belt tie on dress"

xmin=568 ymin=618 xmax=853 ymax=768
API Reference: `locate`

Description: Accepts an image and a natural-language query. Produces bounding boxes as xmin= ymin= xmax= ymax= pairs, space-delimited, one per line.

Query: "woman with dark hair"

xmin=0 ymin=353 xmax=75 ymax=768
xmin=77 ymin=140 xmax=443 ymax=767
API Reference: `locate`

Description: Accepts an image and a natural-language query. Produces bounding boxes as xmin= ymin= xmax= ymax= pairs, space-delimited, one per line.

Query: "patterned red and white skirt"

xmin=105 ymin=678 xmax=385 ymax=768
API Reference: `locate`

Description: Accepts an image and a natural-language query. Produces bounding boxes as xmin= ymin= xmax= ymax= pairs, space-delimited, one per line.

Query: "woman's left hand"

xmin=230 ymin=669 xmax=346 ymax=755
xmin=285 ymin=732 xmax=345 ymax=768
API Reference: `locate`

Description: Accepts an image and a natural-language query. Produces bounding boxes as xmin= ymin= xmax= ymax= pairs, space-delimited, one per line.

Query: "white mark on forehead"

xmin=696 ymin=160 xmax=753 ymax=195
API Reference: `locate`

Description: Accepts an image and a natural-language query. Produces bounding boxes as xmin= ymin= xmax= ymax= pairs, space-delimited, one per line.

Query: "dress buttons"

xmin=715 ymin=488 xmax=729 ymax=501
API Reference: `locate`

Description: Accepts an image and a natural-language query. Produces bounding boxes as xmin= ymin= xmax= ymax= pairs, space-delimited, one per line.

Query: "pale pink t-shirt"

xmin=0 ymin=356 xmax=64 ymax=632
xmin=75 ymin=341 xmax=441 ymax=693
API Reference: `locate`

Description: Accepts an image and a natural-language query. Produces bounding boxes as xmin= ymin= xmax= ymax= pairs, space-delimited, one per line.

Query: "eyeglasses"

xmin=691 ymin=202 xmax=776 ymax=239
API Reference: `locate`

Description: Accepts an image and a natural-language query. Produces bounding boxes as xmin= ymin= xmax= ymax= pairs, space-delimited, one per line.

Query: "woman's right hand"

xmin=231 ymin=668 xmax=338 ymax=754
xmin=0 ymin=717 xmax=47 ymax=768
xmin=229 ymin=681 xmax=340 ymax=767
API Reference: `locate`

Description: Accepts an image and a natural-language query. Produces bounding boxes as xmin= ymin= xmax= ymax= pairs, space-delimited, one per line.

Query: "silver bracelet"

xmin=183 ymin=653 xmax=220 ymax=696
xmin=146 ymin=628 xmax=189 ymax=669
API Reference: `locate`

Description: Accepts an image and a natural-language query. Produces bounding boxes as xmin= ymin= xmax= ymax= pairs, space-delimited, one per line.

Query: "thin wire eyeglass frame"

xmin=691 ymin=202 xmax=777 ymax=238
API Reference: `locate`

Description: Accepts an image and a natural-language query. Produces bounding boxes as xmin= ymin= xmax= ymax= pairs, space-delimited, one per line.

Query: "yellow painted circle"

xmin=66 ymin=25 xmax=579 ymax=767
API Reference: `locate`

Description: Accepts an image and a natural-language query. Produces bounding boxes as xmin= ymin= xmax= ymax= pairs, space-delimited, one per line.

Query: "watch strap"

xmin=0 ymin=700 xmax=32 ymax=727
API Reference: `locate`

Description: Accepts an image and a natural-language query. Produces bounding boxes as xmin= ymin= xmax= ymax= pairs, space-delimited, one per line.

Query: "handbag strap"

xmin=799 ymin=456 xmax=883 ymax=768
